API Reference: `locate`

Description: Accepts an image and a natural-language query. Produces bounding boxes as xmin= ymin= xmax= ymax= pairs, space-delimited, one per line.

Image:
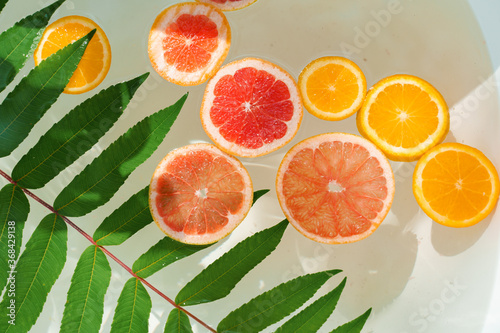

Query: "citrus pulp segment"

xmin=34 ymin=15 xmax=111 ymax=94
xmin=413 ymin=143 xmax=500 ymax=228
xmin=149 ymin=144 xmax=253 ymax=245
xmin=148 ymin=2 xmax=231 ymax=86
xmin=357 ymin=74 xmax=449 ymax=161
xmin=298 ymin=56 xmax=367 ymax=121
xmin=276 ymin=133 xmax=395 ymax=244
xmin=195 ymin=0 xmax=258 ymax=11
xmin=200 ymin=57 xmax=303 ymax=158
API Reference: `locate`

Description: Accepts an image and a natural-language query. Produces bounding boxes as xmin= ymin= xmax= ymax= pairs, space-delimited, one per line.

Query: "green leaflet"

xmin=110 ymin=278 xmax=152 ymax=333
xmin=0 ymin=213 xmax=67 ymax=333
xmin=93 ymin=185 xmax=152 ymax=246
xmin=0 ymin=184 xmax=29 ymax=294
xmin=164 ymin=309 xmax=193 ymax=333
xmin=12 ymin=73 xmax=149 ymax=189
xmin=53 ymin=93 xmax=188 ymax=217
xmin=132 ymin=189 xmax=269 ymax=279
xmin=0 ymin=0 xmax=65 ymax=93
xmin=132 ymin=236 xmax=211 ymax=279
xmin=217 ymin=269 xmax=341 ymax=333
xmin=60 ymin=245 xmax=111 ymax=333
xmin=330 ymin=308 xmax=372 ymax=333
xmin=0 ymin=29 xmax=93 ymax=158
xmin=175 ymin=220 xmax=288 ymax=306
xmin=0 ymin=0 xmax=7 ymax=14
xmin=275 ymin=278 xmax=346 ymax=333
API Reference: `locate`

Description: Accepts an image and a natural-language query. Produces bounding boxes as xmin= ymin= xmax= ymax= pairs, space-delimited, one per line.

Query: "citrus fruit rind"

xmin=413 ymin=142 xmax=500 ymax=228
xmin=201 ymin=57 xmax=303 ymax=158
xmin=276 ymin=133 xmax=395 ymax=244
xmin=34 ymin=15 xmax=111 ymax=94
xmin=195 ymin=0 xmax=258 ymax=11
xmin=357 ymin=74 xmax=449 ymax=162
xmin=298 ymin=56 xmax=367 ymax=121
xmin=149 ymin=143 xmax=253 ymax=245
xmin=148 ymin=2 xmax=231 ymax=86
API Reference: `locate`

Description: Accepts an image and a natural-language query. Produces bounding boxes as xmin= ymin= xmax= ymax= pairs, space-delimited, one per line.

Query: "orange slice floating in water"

xmin=195 ymin=0 xmax=258 ymax=11
xmin=34 ymin=15 xmax=111 ymax=94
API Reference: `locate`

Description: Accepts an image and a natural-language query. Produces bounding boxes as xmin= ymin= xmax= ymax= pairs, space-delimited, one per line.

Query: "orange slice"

xmin=148 ymin=2 xmax=231 ymax=86
xmin=149 ymin=143 xmax=253 ymax=245
xmin=298 ymin=56 xmax=367 ymax=121
xmin=195 ymin=0 xmax=258 ymax=11
xmin=276 ymin=133 xmax=395 ymax=244
xmin=357 ymin=74 xmax=449 ymax=161
xmin=34 ymin=15 xmax=111 ymax=94
xmin=413 ymin=142 xmax=500 ymax=227
xmin=201 ymin=57 xmax=303 ymax=158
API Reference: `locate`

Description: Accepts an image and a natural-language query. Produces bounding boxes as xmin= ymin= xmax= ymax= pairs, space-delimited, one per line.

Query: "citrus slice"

xmin=357 ymin=74 xmax=449 ymax=161
xmin=298 ymin=56 xmax=367 ymax=121
xmin=201 ymin=57 xmax=303 ymax=157
xmin=413 ymin=142 xmax=500 ymax=228
xmin=34 ymin=15 xmax=111 ymax=94
xmin=276 ymin=133 xmax=395 ymax=244
xmin=149 ymin=143 xmax=253 ymax=245
xmin=148 ymin=2 xmax=231 ymax=86
xmin=195 ymin=0 xmax=258 ymax=11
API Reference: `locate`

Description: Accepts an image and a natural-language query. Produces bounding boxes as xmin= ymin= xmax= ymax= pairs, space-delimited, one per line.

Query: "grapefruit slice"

xmin=149 ymin=143 xmax=253 ymax=245
xmin=195 ymin=0 xmax=258 ymax=11
xmin=148 ymin=2 xmax=231 ymax=86
xmin=276 ymin=133 xmax=395 ymax=244
xmin=201 ymin=57 xmax=303 ymax=158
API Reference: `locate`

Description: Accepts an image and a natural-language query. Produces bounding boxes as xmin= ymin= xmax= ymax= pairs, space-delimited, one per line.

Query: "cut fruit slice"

xmin=149 ymin=143 xmax=253 ymax=245
xmin=201 ymin=57 xmax=303 ymax=157
xmin=413 ymin=142 xmax=500 ymax=227
xmin=357 ymin=74 xmax=449 ymax=161
xmin=148 ymin=2 xmax=231 ymax=86
xmin=298 ymin=56 xmax=366 ymax=121
xmin=196 ymin=0 xmax=258 ymax=11
xmin=276 ymin=133 xmax=395 ymax=244
xmin=34 ymin=15 xmax=111 ymax=94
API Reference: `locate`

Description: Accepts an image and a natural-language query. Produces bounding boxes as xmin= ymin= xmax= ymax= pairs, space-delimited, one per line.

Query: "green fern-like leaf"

xmin=0 ymin=184 xmax=29 ymax=293
xmin=164 ymin=309 xmax=193 ymax=333
xmin=0 ymin=0 xmax=64 ymax=92
xmin=0 ymin=29 xmax=93 ymax=157
xmin=110 ymin=278 xmax=152 ymax=333
xmin=330 ymin=308 xmax=372 ymax=333
xmin=0 ymin=213 xmax=67 ymax=333
xmin=274 ymin=278 xmax=347 ymax=333
xmin=176 ymin=219 xmax=288 ymax=306
xmin=60 ymin=245 xmax=112 ymax=333
xmin=217 ymin=269 xmax=341 ymax=333
xmin=12 ymin=73 xmax=149 ymax=189
xmin=53 ymin=93 xmax=188 ymax=217
xmin=93 ymin=185 xmax=152 ymax=246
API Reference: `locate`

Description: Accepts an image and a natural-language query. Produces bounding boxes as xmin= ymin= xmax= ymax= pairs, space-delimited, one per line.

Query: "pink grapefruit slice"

xmin=149 ymin=143 xmax=253 ymax=245
xmin=276 ymin=133 xmax=395 ymax=244
xmin=195 ymin=0 xmax=258 ymax=11
xmin=201 ymin=57 xmax=303 ymax=158
xmin=148 ymin=2 xmax=231 ymax=86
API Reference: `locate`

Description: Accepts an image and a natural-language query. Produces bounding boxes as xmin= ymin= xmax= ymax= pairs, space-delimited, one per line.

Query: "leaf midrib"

xmin=0 ymin=25 xmax=37 ymax=68
xmin=0 ymin=40 xmax=85 ymax=137
xmin=76 ymin=246 xmax=98 ymax=333
xmin=134 ymin=243 xmax=185 ymax=276
xmin=0 ymin=185 xmax=15 ymax=244
xmin=95 ymin=205 xmax=149 ymax=244
xmin=57 ymin=112 xmax=167 ymax=212
xmin=179 ymin=226 xmax=281 ymax=305
xmin=127 ymin=279 xmax=140 ymax=333
xmin=5 ymin=214 xmax=58 ymax=333
xmin=16 ymin=94 xmax=123 ymax=184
